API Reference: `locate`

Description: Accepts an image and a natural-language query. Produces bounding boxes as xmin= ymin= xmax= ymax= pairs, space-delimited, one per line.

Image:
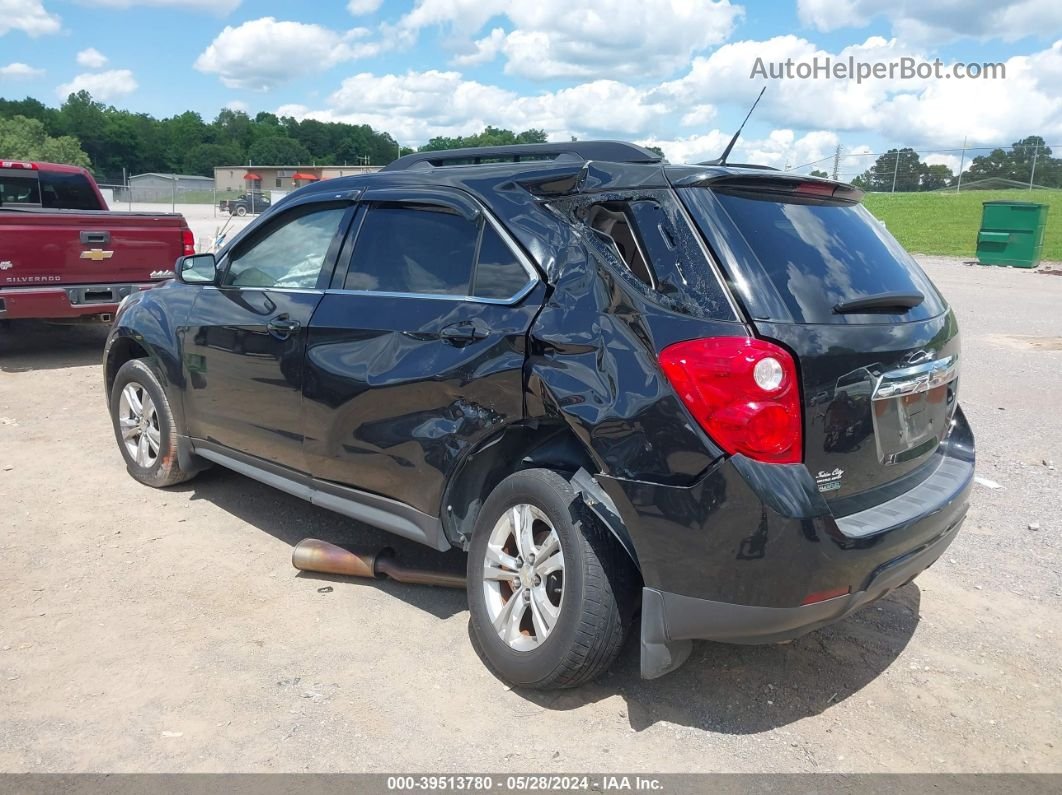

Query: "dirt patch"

xmin=986 ymin=334 xmax=1062 ymax=352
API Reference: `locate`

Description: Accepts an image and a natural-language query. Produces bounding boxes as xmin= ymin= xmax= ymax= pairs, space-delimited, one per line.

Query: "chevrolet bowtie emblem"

xmin=80 ymin=249 xmax=114 ymax=261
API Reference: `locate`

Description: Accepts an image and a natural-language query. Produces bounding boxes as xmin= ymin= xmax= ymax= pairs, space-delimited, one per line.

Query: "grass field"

xmin=863 ymin=189 xmax=1061 ymax=263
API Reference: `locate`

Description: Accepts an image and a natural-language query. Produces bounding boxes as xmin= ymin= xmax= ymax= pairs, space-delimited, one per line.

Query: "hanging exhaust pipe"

xmin=291 ymin=538 xmax=466 ymax=589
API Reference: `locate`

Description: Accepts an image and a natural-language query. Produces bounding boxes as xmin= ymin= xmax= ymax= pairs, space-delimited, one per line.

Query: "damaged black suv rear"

xmin=103 ymin=142 xmax=974 ymax=689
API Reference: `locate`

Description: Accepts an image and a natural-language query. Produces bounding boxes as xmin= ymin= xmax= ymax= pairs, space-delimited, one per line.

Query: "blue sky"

xmin=1 ymin=1 xmax=1060 ymax=177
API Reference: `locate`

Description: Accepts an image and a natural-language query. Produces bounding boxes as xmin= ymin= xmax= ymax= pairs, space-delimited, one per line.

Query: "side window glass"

xmin=471 ymin=224 xmax=531 ymax=299
xmin=224 ymin=206 xmax=346 ymax=289
xmin=344 ymin=204 xmax=476 ymax=295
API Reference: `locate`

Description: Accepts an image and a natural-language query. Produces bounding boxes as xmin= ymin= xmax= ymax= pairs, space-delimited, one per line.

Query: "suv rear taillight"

xmin=181 ymin=228 xmax=195 ymax=256
xmin=659 ymin=337 xmax=802 ymax=464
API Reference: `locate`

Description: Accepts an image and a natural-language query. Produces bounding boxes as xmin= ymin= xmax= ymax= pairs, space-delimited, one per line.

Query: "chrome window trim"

xmin=202 ymin=286 xmax=324 ymax=296
xmin=325 ymin=278 xmax=537 ymax=307
xmin=333 ymin=193 xmax=541 ymax=304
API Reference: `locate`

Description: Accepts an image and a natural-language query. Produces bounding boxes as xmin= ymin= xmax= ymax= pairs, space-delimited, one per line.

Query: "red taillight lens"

xmin=181 ymin=228 xmax=195 ymax=256
xmin=658 ymin=337 xmax=802 ymax=464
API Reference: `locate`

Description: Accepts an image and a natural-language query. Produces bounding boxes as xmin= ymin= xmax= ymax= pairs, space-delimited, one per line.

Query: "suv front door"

xmin=182 ymin=200 xmax=354 ymax=471
xmin=302 ymin=189 xmax=544 ymax=516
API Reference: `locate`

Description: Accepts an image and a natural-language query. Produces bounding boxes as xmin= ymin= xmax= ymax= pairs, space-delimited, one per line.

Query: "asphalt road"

xmin=0 ymin=256 xmax=1059 ymax=773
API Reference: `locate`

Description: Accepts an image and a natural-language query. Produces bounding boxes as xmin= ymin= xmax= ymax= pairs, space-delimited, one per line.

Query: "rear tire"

xmin=109 ymin=358 xmax=197 ymax=488
xmin=467 ymin=469 xmax=634 ymax=689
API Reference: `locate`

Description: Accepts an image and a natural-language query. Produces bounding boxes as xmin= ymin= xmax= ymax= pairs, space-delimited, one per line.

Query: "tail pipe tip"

xmin=291 ymin=538 xmax=466 ymax=590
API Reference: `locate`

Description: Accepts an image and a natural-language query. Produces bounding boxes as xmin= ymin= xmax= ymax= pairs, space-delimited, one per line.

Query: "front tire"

xmin=109 ymin=358 xmax=196 ymax=488
xmin=235 ymin=205 xmax=248 ymax=217
xmin=467 ymin=469 xmax=634 ymax=689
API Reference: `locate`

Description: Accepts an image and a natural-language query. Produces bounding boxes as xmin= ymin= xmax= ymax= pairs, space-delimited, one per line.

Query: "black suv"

xmin=103 ymin=142 xmax=974 ymax=689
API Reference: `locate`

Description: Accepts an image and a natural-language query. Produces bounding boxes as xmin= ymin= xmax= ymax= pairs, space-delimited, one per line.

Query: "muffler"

xmin=291 ymin=538 xmax=466 ymax=589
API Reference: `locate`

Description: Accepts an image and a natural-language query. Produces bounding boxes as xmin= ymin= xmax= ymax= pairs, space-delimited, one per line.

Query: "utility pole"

xmin=1029 ymin=142 xmax=1039 ymax=190
xmin=956 ymin=137 xmax=967 ymax=193
xmin=891 ymin=149 xmax=900 ymax=193
xmin=832 ymin=144 xmax=841 ymax=181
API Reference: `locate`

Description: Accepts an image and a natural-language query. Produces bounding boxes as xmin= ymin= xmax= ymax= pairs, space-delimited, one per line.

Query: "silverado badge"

xmin=80 ymin=249 xmax=114 ymax=261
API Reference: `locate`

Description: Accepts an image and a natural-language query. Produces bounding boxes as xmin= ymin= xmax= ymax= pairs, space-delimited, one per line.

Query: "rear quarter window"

xmin=551 ymin=189 xmax=737 ymax=321
xmin=682 ymin=187 xmax=945 ymax=324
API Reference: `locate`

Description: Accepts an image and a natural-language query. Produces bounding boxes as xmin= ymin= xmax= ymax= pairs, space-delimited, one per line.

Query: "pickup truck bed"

xmin=1 ymin=161 xmax=194 ymax=322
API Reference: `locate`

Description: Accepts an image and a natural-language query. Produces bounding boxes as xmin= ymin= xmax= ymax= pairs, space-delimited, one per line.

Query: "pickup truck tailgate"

xmin=0 ymin=209 xmax=189 ymax=287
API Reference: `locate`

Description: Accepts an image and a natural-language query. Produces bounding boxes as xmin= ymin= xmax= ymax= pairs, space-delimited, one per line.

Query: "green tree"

xmin=0 ymin=115 xmax=91 ymax=167
xmin=247 ymin=135 xmax=311 ymax=165
xmin=856 ymin=148 xmax=926 ymax=192
xmin=920 ymin=164 xmax=954 ymax=191
xmin=966 ymin=136 xmax=1060 ymax=187
xmin=418 ymin=126 xmax=549 ymax=152
xmin=809 ymin=169 xmax=829 ymax=178
xmin=182 ymin=142 xmax=244 ymax=176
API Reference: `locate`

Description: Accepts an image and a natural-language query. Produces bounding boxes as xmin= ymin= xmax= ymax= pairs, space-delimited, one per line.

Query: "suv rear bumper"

xmin=0 ymin=283 xmax=155 ymax=321
xmin=639 ymin=511 xmax=963 ymax=677
xmin=597 ymin=407 xmax=974 ymax=679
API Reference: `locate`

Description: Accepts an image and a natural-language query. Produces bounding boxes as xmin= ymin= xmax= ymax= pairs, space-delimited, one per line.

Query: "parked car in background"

xmin=0 ymin=160 xmax=194 ymax=324
xmin=103 ymin=142 xmax=974 ymax=689
xmin=219 ymin=191 xmax=271 ymax=217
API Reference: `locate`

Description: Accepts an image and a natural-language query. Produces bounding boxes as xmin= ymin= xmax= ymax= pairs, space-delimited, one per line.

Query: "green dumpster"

xmin=976 ymin=200 xmax=1050 ymax=268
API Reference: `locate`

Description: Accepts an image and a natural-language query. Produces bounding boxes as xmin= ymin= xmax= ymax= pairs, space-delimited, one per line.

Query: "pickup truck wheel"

xmin=467 ymin=469 xmax=633 ymax=689
xmin=235 ymin=206 xmax=248 ymax=217
xmin=109 ymin=359 xmax=196 ymax=488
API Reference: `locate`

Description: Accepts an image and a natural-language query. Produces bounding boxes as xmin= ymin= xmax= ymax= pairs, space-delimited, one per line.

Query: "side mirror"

xmin=176 ymin=253 xmax=219 ymax=285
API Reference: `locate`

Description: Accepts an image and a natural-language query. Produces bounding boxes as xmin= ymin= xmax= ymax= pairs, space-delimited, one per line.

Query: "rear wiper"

xmin=833 ymin=292 xmax=924 ymax=314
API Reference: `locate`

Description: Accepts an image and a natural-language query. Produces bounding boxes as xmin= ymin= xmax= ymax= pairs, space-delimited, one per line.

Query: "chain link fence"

xmin=791 ymin=140 xmax=1062 ymax=192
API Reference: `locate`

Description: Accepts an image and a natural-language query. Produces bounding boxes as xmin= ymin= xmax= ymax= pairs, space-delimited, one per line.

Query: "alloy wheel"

xmin=118 ymin=381 xmax=161 ymax=468
xmin=482 ymin=503 xmax=565 ymax=651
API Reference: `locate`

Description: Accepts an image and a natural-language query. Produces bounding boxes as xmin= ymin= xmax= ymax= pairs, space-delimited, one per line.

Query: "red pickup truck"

xmin=0 ymin=160 xmax=194 ymax=323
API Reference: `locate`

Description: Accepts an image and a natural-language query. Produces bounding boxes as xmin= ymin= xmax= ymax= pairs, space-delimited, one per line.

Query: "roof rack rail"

xmin=382 ymin=141 xmax=663 ymax=172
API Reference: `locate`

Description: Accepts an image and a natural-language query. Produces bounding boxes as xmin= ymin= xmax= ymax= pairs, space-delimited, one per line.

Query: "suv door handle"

xmin=439 ymin=320 xmax=488 ymax=346
xmin=267 ymin=316 xmax=301 ymax=339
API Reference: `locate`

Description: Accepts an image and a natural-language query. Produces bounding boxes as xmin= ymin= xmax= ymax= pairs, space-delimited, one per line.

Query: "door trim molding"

xmin=191 ymin=439 xmax=450 ymax=551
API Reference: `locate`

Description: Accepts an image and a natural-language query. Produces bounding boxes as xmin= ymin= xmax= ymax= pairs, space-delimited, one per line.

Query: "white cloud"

xmin=658 ymin=35 xmax=1062 ymax=147
xmin=680 ymin=105 xmax=717 ymax=128
xmin=223 ymin=99 xmax=248 ymax=112
xmin=797 ymin=0 xmax=1062 ymax=42
xmin=638 ymin=129 xmax=844 ymax=170
xmin=56 ymin=69 xmax=137 ymax=101
xmin=0 ymin=0 xmax=61 ymax=37
xmin=316 ymin=70 xmax=670 ymax=144
xmin=396 ymin=0 xmax=743 ymax=79
xmin=347 ymin=0 xmax=382 ymax=15
xmin=76 ymin=48 xmax=108 ymax=68
xmin=923 ymin=153 xmax=965 ymax=174
xmin=79 ymin=0 xmax=241 ymax=13
xmin=0 ymin=62 xmax=44 ymax=78
xmin=195 ymin=17 xmax=380 ymax=90
xmin=276 ymin=103 xmax=310 ymax=118
xmin=452 ymin=27 xmax=505 ymax=67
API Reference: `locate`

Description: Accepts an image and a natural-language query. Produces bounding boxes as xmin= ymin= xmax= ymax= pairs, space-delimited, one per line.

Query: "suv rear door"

xmin=303 ymin=187 xmax=544 ymax=516
xmin=678 ymin=176 xmax=959 ymax=511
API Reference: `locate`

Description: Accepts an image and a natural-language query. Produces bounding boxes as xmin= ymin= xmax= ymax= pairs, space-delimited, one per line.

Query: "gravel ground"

xmin=0 ymin=256 xmax=1059 ymax=773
